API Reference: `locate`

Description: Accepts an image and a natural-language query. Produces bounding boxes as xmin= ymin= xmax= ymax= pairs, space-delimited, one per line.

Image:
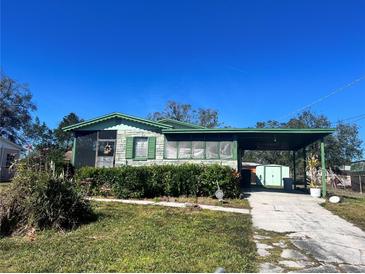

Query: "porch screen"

xmin=178 ymin=141 xmax=191 ymax=159
xmin=165 ymin=141 xmax=177 ymax=159
xmin=206 ymin=142 xmax=219 ymax=159
xmin=75 ymin=131 xmax=97 ymax=168
xmin=220 ymin=142 xmax=233 ymax=159
xmin=192 ymin=141 xmax=205 ymax=159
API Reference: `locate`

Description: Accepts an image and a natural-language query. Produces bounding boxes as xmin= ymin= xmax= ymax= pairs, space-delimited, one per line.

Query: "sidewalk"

xmin=87 ymin=197 xmax=250 ymax=214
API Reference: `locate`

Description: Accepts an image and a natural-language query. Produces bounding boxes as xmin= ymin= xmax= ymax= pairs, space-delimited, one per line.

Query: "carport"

xmin=234 ymin=128 xmax=335 ymax=195
xmin=164 ymin=127 xmax=335 ymax=196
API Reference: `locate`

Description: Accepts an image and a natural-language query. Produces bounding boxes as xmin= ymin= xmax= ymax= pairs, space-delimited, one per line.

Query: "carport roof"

xmin=162 ymin=128 xmax=335 ymax=151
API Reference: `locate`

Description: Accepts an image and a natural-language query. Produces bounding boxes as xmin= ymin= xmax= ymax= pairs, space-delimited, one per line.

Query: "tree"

xmin=243 ymin=110 xmax=363 ymax=168
xmin=54 ymin=112 xmax=83 ymax=150
xmin=25 ymin=117 xmax=55 ymax=148
xmin=0 ymin=73 xmax=37 ymax=144
xmin=148 ymin=101 xmax=193 ymax=122
xmin=331 ymin=123 xmax=363 ymax=166
xmin=197 ymin=108 xmax=219 ymax=128
xmin=148 ymin=100 xmax=220 ymax=128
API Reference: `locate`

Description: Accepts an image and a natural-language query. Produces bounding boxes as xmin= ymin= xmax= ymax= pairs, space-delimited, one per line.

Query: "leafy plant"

xmin=76 ymin=164 xmax=241 ymax=199
xmin=307 ymin=154 xmax=320 ymax=188
xmin=0 ymin=163 xmax=95 ymax=237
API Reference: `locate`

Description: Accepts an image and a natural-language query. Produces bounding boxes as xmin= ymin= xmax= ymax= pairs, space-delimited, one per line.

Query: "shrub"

xmin=76 ymin=164 xmax=241 ymax=199
xmin=0 ymin=164 xmax=95 ymax=237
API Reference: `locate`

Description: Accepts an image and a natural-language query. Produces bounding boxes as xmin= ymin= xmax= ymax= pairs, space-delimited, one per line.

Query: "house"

xmin=0 ymin=136 xmax=23 ymax=181
xmin=63 ymin=112 xmax=335 ymax=194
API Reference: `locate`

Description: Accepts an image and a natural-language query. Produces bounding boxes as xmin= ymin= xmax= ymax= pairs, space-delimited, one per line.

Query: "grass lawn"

xmin=0 ymin=202 xmax=257 ymax=273
xmin=0 ymin=182 xmax=10 ymax=193
xmin=322 ymin=196 xmax=365 ymax=231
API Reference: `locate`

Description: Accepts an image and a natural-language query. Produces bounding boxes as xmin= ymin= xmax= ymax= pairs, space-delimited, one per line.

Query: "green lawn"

xmin=323 ymin=196 xmax=365 ymax=231
xmin=0 ymin=183 xmax=10 ymax=193
xmin=0 ymin=202 xmax=257 ymax=273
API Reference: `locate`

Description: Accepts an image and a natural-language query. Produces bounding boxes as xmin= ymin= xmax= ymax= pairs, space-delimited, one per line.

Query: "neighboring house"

xmin=0 ymin=136 xmax=22 ymax=181
xmin=63 ymin=113 xmax=334 ymax=178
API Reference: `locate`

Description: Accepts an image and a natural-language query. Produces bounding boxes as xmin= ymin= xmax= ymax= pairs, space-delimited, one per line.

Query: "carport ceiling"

xmin=162 ymin=128 xmax=335 ymax=151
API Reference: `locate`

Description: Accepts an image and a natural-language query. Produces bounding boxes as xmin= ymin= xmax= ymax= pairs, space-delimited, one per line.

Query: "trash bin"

xmin=283 ymin=178 xmax=293 ymax=192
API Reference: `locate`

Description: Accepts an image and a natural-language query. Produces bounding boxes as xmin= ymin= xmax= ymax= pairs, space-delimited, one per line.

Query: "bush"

xmin=76 ymin=164 xmax=241 ymax=199
xmin=0 ymin=163 xmax=95 ymax=237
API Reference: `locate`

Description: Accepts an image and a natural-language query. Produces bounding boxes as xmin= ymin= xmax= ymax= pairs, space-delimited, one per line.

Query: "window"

xmin=206 ymin=142 xmax=219 ymax=159
xmin=5 ymin=154 xmax=16 ymax=167
xmin=220 ymin=142 xmax=233 ymax=159
xmin=98 ymin=130 xmax=117 ymax=139
xmin=97 ymin=141 xmax=115 ymax=157
xmin=134 ymin=137 xmax=148 ymax=158
xmin=192 ymin=141 xmax=205 ymax=159
xmin=178 ymin=141 xmax=191 ymax=159
xmin=165 ymin=141 xmax=178 ymax=159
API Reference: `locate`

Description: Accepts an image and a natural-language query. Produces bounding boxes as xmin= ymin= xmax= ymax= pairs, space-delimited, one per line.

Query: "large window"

xmin=192 ymin=141 xmax=205 ymax=159
xmin=206 ymin=141 xmax=219 ymax=159
xmin=165 ymin=140 xmax=235 ymax=160
xmin=134 ymin=137 xmax=148 ymax=158
xmin=220 ymin=142 xmax=233 ymax=159
xmin=178 ymin=141 xmax=191 ymax=159
xmin=165 ymin=141 xmax=178 ymax=159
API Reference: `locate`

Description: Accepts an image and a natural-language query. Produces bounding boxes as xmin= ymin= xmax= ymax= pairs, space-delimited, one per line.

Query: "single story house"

xmin=63 ymin=112 xmax=335 ymax=194
xmin=0 ymin=136 xmax=23 ymax=181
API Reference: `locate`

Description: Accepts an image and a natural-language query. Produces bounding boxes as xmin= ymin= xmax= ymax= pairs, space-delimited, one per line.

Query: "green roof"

xmin=162 ymin=128 xmax=335 ymax=134
xmin=62 ymin=112 xmax=335 ymax=150
xmin=162 ymin=127 xmax=335 ymax=151
xmin=157 ymin=118 xmax=206 ymax=129
xmin=63 ymin=112 xmax=173 ymax=132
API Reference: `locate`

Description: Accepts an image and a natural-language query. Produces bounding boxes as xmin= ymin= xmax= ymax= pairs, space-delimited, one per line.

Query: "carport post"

xmin=303 ymin=148 xmax=307 ymax=188
xmin=293 ymin=151 xmax=296 ymax=182
xmin=320 ymin=139 xmax=327 ymax=197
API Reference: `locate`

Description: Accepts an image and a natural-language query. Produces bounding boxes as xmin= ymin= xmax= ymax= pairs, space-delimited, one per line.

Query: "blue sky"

xmin=1 ymin=0 xmax=365 ymax=140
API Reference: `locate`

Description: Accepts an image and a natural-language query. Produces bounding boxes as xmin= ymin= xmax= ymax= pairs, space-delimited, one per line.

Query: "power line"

xmin=278 ymin=74 xmax=365 ymax=121
xmin=336 ymin=113 xmax=365 ymax=124
xmin=352 ymin=116 xmax=365 ymax=123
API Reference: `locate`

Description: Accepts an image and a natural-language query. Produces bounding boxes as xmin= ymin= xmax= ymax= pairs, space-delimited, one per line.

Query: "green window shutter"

xmin=126 ymin=137 xmax=134 ymax=159
xmin=148 ymin=136 xmax=156 ymax=159
xmin=232 ymin=141 xmax=238 ymax=160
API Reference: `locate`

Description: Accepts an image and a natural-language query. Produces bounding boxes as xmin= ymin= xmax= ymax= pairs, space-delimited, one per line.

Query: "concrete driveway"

xmin=247 ymin=190 xmax=365 ymax=272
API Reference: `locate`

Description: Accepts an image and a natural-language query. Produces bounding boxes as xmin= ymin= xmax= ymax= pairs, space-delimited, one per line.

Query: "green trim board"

xmin=157 ymin=118 xmax=206 ymax=129
xmin=63 ymin=112 xmax=173 ymax=132
xmin=162 ymin=128 xmax=335 ymax=134
xmin=71 ymin=137 xmax=76 ymax=166
xmin=162 ymin=128 xmax=335 ymax=151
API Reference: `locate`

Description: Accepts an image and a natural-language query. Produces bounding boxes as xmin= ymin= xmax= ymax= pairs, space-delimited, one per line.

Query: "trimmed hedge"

xmin=76 ymin=164 xmax=241 ymax=199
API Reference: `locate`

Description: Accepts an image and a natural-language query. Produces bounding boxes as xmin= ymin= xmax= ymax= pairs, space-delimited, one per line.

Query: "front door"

xmin=265 ymin=166 xmax=282 ymax=186
xmin=96 ymin=140 xmax=115 ymax=168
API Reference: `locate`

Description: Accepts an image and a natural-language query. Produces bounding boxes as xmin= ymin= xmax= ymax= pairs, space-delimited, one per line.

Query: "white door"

xmin=265 ymin=166 xmax=282 ymax=186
